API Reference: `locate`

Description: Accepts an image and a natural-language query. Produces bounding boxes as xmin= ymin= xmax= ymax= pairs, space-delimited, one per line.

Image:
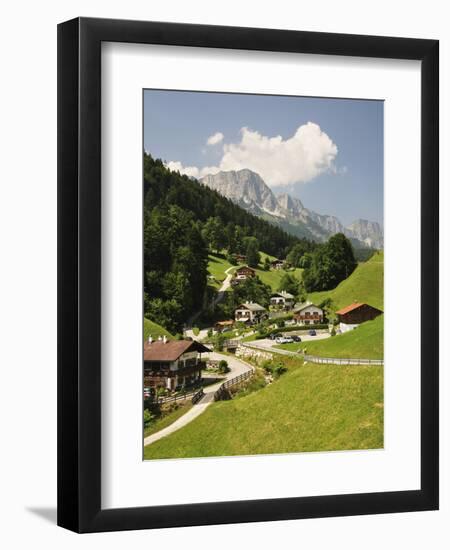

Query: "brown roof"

xmin=336 ymin=302 xmax=383 ymax=315
xmin=144 ymin=339 xmax=210 ymax=362
xmin=235 ymin=265 xmax=255 ymax=273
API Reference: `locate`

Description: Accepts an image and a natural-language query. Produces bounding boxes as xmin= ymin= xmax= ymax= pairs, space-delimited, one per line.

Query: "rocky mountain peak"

xmin=199 ymin=169 xmax=383 ymax=249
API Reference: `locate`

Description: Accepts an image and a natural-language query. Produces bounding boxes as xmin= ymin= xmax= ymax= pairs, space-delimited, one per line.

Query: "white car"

xmin=275 ymin=336 xmax=294 ymax=344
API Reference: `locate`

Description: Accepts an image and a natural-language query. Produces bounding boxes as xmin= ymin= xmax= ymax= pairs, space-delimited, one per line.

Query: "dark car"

xmin=292 ymin=335 xmax=302 ymax=342
xmin=308 ymin=329 xmax=317 ymax=336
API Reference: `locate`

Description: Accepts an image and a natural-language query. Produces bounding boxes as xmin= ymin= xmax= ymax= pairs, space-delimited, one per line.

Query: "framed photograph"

xmin=57 ymin=17 xmax=439 ymax=533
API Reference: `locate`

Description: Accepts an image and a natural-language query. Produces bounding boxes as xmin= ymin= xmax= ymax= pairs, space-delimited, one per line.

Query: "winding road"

xmin=144 ymin=351 xmax=252 ymax=447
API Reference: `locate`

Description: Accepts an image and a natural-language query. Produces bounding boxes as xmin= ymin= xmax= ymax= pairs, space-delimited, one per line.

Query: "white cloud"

xmin=166 ymin=122 xmax=338 ymax=186
xmin=206 ymin=132 xmax=224 ymax=146
xmin=166 ymin=161 xmax=220 ymax=178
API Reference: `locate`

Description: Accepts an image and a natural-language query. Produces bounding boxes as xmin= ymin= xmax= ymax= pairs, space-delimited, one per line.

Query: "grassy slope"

xmin=277 ymin=315 xmax=384 ymax=359
xmin=144 ymin=358 xmax=383 ymax=459
xmin=308 ymin=251 xmax=384 ymax=310
xmin=255 ymin=265 xmax=303 ymax=291
xmin=207 ymin=251 xmax=303 ymax=292
xmin=144 ymin=403 xmax=193 ymax=438
xmin=144 ymin=318 xmax=173 ymax=342
xmin=207 ymin=253 xmax=236 ymax=288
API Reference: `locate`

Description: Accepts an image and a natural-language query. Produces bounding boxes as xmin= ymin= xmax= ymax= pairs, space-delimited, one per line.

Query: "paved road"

xmin=243 ymin=332 xmax=330 ymax=357
xmin=144 ymin=351 xmax=252 ymax=446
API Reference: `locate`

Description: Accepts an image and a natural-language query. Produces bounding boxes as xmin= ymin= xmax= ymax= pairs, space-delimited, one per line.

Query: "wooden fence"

xmin=191 ymin=388 xmax=204 ymax=404
xmin=303 ymin=354 xmax=383 ymax=366
xmin=146 ymin=387 xmax=203 ymax=405
xmin=213 ymin=368 xmax=255 ymax=401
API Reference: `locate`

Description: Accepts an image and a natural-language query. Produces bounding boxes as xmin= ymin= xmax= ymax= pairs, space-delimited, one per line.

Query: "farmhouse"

xmin=293 ymin=302 xmax=324 ymax=325
xmin=143 ymin=337 xmax=210 ymax=391
xmin=270 ymin=259 xmax=286 ymax=270
xmin=234 ymin=253 xmax=246 ymax=263
xmin=270 ymin=290 xmax=295 ymax=309
xmin=234 ymin=301 xmax=268 ymax=324
xmin=336 ymin=302 xmax=383 ymax=333
xmin=231 ymin=265 xmax=256 ymax=286
xmin=215 ymin=320 xmax=234 ymax=332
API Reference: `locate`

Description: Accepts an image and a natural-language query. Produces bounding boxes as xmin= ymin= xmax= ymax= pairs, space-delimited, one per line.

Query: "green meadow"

xmin=277 ymin=315 xmax=384 ymax=359
xmin=309 ymin=251 xmax=384 ymax=311
xmin=144 ymin=357 xmax=383 ymax=459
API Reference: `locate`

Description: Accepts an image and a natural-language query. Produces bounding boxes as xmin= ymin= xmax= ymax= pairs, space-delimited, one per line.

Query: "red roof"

xmin=143 ymin=339 xmax=210 ymax=362
xmin=335 ymin=302 xmax=365 ymax=315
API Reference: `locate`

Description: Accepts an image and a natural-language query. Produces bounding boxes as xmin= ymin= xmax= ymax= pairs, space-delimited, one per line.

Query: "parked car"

xmin=308 ymin=329 xmax=317 ymax=336
xmin=275 ymin=336 xmax=294 ymax=344
xmin=269 ymin=333 xmax=277 ymax=340
xmin=292 ymin=335 xmax=302 ymax=342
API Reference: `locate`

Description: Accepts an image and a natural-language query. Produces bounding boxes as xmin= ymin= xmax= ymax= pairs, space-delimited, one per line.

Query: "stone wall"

xmin=235 ymin=345 xmax=273 ymax=364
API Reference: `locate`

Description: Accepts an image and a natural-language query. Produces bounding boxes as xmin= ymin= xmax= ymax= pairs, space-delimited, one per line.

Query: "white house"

xmin=293 ymin=302 xmax=324 ymax=325
xmin=270 ymin=291 xmax=295 ymax=309
xmin=234 ymin=301 xmax=268 ymax=324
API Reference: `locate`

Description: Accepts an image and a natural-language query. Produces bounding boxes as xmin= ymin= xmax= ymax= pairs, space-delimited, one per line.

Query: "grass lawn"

xmin=144 ymin=357 xmax=383 ymax=459
xmin=276 ymin=315 xmax=384 ymax=359
xmin=207 ymin=253 xmax=236 ymax=288
xmin=144 ymin=402 xmax=193 ymax=438
xmin=144 ymin=318 xmax=173 ymax=342
xmin=254 ymin=265 xmax=304 ymax=291
xmin=308 ymin=251 xmax=384 ymax=311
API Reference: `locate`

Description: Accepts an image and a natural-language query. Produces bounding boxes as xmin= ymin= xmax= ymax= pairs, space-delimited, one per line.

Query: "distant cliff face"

xmin=199 ymin=169 xmax=383 ymax=249
xmin=345 ymin=219 xmax=384 ymax=249
xmin=200 ymin=169 xmax=284 ymax=218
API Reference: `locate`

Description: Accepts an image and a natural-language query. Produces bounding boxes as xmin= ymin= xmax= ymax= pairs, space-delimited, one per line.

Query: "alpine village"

xmin=143 ymin=154 xmax=384 ymax=459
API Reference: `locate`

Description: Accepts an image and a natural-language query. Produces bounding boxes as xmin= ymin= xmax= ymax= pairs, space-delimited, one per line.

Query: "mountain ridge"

xmin=199 ymin=168 xmax=383 ymax=249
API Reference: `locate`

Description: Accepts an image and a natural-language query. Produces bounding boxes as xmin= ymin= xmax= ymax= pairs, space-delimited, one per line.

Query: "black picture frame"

xmin=57 ymin=17 xmax=439 ymax=533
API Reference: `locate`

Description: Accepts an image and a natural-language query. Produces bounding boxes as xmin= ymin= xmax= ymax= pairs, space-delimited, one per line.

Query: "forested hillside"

xmin=143 ymin=154 xmax=309 ymax=332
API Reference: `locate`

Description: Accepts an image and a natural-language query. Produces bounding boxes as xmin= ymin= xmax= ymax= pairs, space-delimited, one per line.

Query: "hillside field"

xmin=277 ymin=315 xmax=384 ymax=359
xmin=208 ymin=251 xmax=303 ymax=293
xmin=144 ymin=318 xmax=173 ymax=342
xmin=207 ymin=253 xmax=236 ymax=288
xmin=144 ymin=357 xmax=383 ymax=459
xmin=308 ymin=251 xmax=384 ymax=311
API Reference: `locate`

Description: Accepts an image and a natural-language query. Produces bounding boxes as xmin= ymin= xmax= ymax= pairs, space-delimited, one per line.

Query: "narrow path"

xmin=144 ymin=351 xmax=252 ymax=446
xmin=185 ymin=266 xmax=234 ymax=337
xmin=213 ymin=266 xmax=235 ymax=306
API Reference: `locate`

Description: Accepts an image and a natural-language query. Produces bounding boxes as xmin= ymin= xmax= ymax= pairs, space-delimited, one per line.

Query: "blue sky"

xmin=144 ymin=90 xmax=383 ymax=226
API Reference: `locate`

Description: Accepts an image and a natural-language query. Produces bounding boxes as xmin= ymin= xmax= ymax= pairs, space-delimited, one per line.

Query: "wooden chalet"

xmin=293 ymin=302 xmax=324 ymax=324
xmin=143 ymin=337 xmax=210 ymax=391
xmin=270 ymin=259 xmax=286 ymax=270
xmin=336 ymin=302 xmax=383 ymax=332
xmin=234 ymin=301 xmax=267 ymax=324
xmin=231 ymin=265 xmax=256 ymax=286
xmin=270 ymin=291 xmax=295 ymax=309
xmin=214 ymin=320 xmax=234 ymax=332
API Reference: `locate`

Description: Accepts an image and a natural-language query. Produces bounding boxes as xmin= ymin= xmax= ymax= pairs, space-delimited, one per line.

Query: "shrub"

xmin=261 ymin=360 xmax=287 ymax=378
xmin=214 ymin=333 xmax=227 ymax=352
xmin=218 ymin=359 xmax=230 ymax=374
xmin=207 ymin=328 xmax=213 ymax=338
xmin=143 ymin=408 xmax=156 ymax=427
xmin=331 ymin=327 xmax=336 ymax=337
xmin=192 ymin=327 xmax=200 ymax=336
